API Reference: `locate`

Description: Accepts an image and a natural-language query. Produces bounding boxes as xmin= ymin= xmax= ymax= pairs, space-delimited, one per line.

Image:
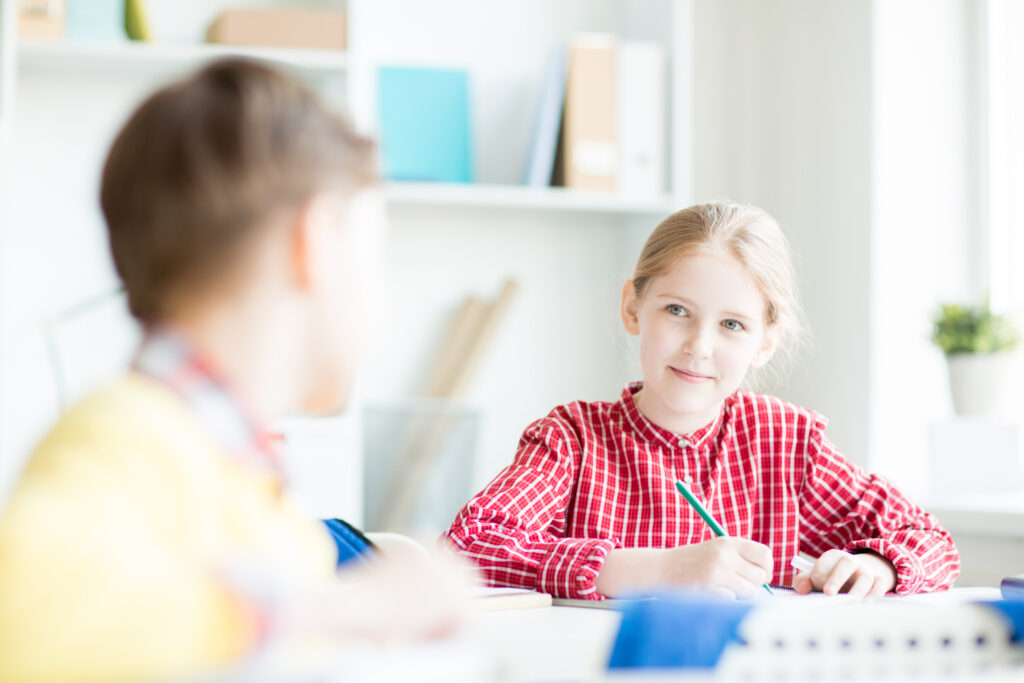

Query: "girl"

xmin=446 ymin=202 xmax=959 ymax=600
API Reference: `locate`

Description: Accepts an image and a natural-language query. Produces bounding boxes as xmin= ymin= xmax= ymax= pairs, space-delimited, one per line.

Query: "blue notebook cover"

xmin=378 ymin=66 xmax=473 ymax=183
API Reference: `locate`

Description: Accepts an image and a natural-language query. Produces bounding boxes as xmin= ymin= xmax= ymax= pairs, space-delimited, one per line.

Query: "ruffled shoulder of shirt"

xmin=726 ymin=389 xmax=830 ymax=436
xmin=521 ymin=397 xmax=620 ymax=447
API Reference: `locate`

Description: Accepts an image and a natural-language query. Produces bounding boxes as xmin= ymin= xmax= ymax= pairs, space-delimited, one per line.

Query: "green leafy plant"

xmin=931 ymin=302 xmax=1020 ymax=356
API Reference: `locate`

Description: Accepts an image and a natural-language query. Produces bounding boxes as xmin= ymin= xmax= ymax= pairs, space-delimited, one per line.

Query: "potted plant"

xmin=931 ymin=302 xmax=1020 ymax=417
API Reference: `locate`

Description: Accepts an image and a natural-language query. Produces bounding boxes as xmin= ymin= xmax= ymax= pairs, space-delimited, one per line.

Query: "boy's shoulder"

xmin=25 ymin=373 xmax=220 ymax=481
xmin=727 ymin=389 xmax=829 ymax=434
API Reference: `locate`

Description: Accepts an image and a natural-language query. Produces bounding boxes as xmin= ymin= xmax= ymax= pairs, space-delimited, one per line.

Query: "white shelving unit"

xmin=13 ymin=0 xmax=690 ymax=216
xmin=17 ymin=39 xmax=348 ymax=74
xmin=384 ymin=182 xmax=677 ymax=216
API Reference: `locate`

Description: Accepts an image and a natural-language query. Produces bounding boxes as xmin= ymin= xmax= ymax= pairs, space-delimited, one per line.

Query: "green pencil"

xmin=674 ymin=479 xmax=773 ymax=595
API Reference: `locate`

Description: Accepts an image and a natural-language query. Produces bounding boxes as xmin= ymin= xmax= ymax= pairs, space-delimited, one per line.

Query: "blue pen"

xmin=674 ymin=479 xmax=773 ymax=595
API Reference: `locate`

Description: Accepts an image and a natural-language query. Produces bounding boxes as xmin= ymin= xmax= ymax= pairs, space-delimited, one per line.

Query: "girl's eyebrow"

xmin=655 ymin=293 xmax=758 ymax=323
xmin=722 ymin=311 xmax=757 ymax=323
xmin=656 ymin=293 xmax=699 ymax=309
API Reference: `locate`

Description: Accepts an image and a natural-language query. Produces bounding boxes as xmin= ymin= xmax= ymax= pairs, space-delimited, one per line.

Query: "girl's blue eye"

xmin=666 ymin=304 xmax=688 ymax=317
xmin=722 ymin=319 xmax=744 ymax=332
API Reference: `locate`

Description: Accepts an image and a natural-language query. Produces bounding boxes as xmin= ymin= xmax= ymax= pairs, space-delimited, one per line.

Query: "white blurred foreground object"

xmin=718 ymin=591 xmax=1024 ymax=680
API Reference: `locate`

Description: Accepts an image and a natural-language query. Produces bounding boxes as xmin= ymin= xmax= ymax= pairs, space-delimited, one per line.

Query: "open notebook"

xmin=469 ymin=586 xmax=552 ymax=611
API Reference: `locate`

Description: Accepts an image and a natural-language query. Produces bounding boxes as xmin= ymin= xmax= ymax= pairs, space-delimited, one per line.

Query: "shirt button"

xmin=678 ymin=438 xmax=691 ymax=449
xmin=683 ymin=474 xmax=694 ymax=484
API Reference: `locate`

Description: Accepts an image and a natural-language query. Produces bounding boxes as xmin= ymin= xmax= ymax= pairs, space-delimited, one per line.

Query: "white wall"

xmin=870 ymin=0 xmax=980 ymax=492
xmin=692 ymin=0 xmax=874 ymax=466
xmin=0 ymin=65 xmax=167 ymax=500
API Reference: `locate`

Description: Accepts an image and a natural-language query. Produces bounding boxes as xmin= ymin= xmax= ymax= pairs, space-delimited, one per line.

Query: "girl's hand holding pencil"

xmin=596 ymin=536 xmax=775 ymax=600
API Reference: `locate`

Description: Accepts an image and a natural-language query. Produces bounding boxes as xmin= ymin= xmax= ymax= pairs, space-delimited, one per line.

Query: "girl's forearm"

xmin=595 ymin=548 xmax=661 ymax=597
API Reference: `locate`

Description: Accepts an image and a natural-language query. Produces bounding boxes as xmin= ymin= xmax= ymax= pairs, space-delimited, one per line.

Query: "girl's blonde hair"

xmin=632 ymin=202 xmax=805 ymax=374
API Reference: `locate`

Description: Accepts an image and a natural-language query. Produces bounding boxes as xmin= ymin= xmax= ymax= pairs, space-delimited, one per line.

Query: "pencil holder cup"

xmin=362 ymin=399 xmax=480 ymax=535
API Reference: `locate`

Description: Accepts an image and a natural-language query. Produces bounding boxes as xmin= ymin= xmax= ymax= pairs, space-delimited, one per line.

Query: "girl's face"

xmin=621 ymin=247 xmax=779 ymax=435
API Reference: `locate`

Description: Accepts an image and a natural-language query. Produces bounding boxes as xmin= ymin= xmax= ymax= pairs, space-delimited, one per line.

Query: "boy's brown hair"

xmin=100 ymin=58 xmax=376 ymax=324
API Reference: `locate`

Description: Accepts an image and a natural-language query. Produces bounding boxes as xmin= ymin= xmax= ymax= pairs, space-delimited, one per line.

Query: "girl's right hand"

xmin=596 ymin=537 xmax=774 ymax=599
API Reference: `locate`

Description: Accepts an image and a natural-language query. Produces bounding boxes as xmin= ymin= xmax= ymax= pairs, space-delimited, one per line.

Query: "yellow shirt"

xmin=0 ymin=373 xmax=336 ymax=681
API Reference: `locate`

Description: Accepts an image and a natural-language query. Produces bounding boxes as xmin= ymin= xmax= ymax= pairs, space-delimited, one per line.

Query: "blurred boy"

xmin=0 ymin=58 xmax=465 ymax=681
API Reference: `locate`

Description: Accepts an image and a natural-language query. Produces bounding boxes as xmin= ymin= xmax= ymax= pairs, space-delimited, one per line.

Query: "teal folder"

xmin=377 ymin=67 xmax=473 ymax=183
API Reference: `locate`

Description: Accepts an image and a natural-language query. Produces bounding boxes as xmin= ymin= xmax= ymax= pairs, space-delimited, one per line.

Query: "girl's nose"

xmin=682 ymin=325 xmax=714 ymax=359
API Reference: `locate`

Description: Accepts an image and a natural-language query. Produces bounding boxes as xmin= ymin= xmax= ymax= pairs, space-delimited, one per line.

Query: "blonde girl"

xmin=446 ymin=202 xmax=959 ymax=599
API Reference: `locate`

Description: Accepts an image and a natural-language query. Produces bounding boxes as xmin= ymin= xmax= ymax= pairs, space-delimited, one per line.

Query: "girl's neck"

xmin=632 ymin=387 xmax=723 ymax=436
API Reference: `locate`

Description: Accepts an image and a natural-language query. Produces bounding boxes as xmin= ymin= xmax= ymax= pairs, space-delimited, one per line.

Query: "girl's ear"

xmin=620 ymin=280 xmax=641 ymax=335
xmin=750 ymin=325 xmax=781 ymax=369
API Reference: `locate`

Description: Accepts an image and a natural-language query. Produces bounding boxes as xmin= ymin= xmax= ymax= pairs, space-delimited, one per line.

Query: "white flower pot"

xmin=946 ymin=352 xmax=1019 ymax=418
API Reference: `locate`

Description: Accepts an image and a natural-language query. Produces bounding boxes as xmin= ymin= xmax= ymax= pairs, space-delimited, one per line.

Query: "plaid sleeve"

xmin=796 ymin=420 xmax=961 ymax=593
xmin=444 ymin=414 xmax=615 ymax=599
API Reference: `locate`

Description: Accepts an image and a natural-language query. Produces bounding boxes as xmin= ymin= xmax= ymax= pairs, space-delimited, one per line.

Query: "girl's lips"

xmin=671 ymin=366 xmax=714 ymax=383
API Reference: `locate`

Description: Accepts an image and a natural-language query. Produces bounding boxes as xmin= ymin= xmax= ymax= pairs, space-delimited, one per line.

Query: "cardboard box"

xmin=18 ymin=0 xmax=65 ymax=40
xmin=207 ymin=8 xmax=346 ymax=51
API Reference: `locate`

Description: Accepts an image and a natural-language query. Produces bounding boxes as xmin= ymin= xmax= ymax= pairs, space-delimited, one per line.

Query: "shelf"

xmin=926 ymin=493 xmax=1024 ymax=538
xmin=17 ymin=40 xmax=347 ymax=75
xmin=384 ymin=182 xmax=679 ymax=216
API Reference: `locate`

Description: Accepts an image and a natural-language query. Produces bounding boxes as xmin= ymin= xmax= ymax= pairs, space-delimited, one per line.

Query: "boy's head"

xmin=101 ymin=58 xmax=379 ymax=414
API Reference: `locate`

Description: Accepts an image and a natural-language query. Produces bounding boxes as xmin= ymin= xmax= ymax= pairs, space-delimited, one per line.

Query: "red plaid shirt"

xmin=445 ymin=383 xmax=960 ymax=599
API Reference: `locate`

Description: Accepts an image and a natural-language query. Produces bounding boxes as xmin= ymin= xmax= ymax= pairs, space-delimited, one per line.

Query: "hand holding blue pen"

xmin=674 ymin=479 xmax=774 ymax=596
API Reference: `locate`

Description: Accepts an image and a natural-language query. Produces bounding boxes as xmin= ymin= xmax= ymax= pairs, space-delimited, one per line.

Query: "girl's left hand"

xmin=792 ymin=549 xmax=896 ymax=598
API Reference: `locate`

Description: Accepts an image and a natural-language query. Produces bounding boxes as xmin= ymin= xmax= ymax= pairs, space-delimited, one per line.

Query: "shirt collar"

xmin=617 ymin=381 xmax=729 ymax=451
xmin=132 ymin=328 xmax=283 ymax=476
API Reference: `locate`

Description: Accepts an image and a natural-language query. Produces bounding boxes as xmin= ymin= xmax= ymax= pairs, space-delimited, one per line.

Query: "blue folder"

xmin=323 ymin=518 xmax=376 ymax=568
xmin=608 ymin=592 xmax=752 ymax=669
xmin=378 ymin=66 xmax=473 ymax=183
